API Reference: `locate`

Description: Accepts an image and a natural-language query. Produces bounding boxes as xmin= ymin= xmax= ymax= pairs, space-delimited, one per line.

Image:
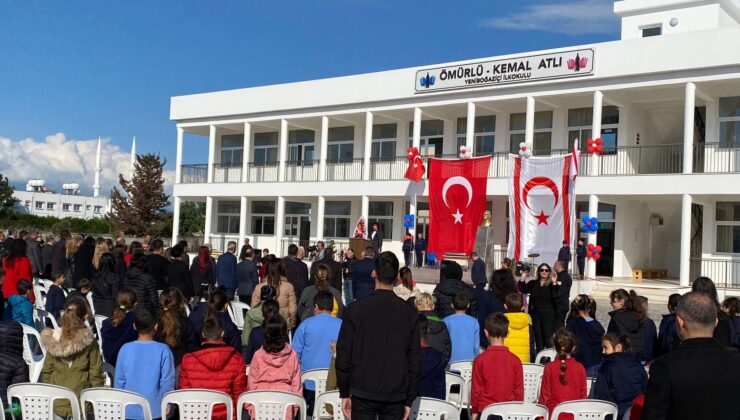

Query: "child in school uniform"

xmin=592 ymin=334 xmax=647 ymax=418
xmin=538 ymin=328 xmax=587 ymax=415
xmin=565 ymin=294 xmax=605 ymax=377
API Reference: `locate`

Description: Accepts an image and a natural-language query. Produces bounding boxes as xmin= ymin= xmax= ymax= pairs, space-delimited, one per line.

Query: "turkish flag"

xmin=427 ymin=156 xmax=491 ymax=257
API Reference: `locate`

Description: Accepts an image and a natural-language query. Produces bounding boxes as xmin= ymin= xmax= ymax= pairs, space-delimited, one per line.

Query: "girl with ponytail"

xmin=538 ymin=328 xmax=586 ymax=415
xmin=607 ymin=289 xmax=646 ymax=356
xmin=154 ymin=288 xmax=199 ymax=366
xmin=566 ymin=294 xmax=605 ymax=376
xmin=100 ymin=289 xmax=138 ymax=365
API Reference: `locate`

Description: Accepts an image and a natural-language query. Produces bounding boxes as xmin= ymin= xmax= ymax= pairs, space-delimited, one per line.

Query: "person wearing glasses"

xmin=519 ymin=263 xmax=563 ymax=353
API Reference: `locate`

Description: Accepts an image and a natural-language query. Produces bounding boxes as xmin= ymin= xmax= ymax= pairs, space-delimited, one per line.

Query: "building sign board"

xmin=415 ymin=48 xmax=594 ymax=93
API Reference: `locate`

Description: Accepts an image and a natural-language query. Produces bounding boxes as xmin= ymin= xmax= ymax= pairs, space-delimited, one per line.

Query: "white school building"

xmin=170 ymin=0 xmax=740 ymax=289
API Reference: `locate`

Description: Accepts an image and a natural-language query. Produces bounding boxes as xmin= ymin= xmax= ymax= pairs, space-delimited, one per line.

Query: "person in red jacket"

xmin=538 ymin=328 xmax=587 ymax=417
xmin=179 ymin=317 xmax=246 ymax=420
xmin=471 ymin=313 xmax=523 ymax=418
xmin=2 ymin=239 xmax=33 ymax=303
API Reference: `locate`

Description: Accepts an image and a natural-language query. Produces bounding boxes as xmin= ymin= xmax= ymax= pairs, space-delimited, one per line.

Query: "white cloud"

xmin=0 ymin=133 xmax=174 ymax=198
xmin=481 ymin=0 xmax=620 ymax=35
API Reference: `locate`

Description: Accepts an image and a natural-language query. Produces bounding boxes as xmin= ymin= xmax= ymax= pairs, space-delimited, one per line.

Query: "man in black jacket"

xmin=352 ymin=247 xmax=376 ymax=301
xmin=236 ymin=248 xmax=258 ymax=304
xmin=337 ymin=251 xmax=420 ymax=420
xmin=432 ymin=262 xmax=477 ymax=318
xmin=470 ymin=252 xmax=487 ymax=291
xmin=147 ymin=239 xmax=170 ymax=291
xmin=642 ymin=292 xmax=740 ymax=420
xmin=284 ymin=244 xmax=309 ymax=300
xmin=553 ymin=259 xmax=572 ymax=327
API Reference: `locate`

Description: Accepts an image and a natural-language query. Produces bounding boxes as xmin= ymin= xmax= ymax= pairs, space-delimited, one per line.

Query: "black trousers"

xmin=531 ymin=310 xmax=556 ymax=353
xmin=351 ymin=396 xmax=405 ymax=420
xmin=415 ymin=251 xmax=424 ymax=268
xmin=403 ymin=251 xmax=412 ymax=267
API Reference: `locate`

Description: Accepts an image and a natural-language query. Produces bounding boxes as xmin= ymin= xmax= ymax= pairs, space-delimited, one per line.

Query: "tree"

xmin=0 ymin=173 xmax=15 ymax=212
xmin=110 ymin=153 xmax=170 ymax=237
xmin=179 ymin=201 xmax=206 ymax=236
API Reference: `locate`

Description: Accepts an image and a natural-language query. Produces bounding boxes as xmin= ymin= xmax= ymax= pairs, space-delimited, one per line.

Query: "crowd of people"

xmin=0 ymin=228 xmax=739 ymax=420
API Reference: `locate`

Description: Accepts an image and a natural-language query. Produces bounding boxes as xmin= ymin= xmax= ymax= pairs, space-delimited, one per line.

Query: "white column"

xmin=204 ymin=196 xmax=214 ymax=244
xmin=525 ymin=96 xmax=535 ymax=145
xmin=239 ymin=196 xmax=248 ymax=245
xmin=679 ymin=194 xmax=693 ymax=287
xmin=466 ymin=102 xmax=476 ymax=150
xmin=361 ymin=195 xmax=369 ymax=225
xmin=242 ymin=122 xmax=251 ymax=183
xmin=175 ymin=127 xmax=183 ymax=184
xmin=276 ymin=196 xmax=286 ymax=256
xmin=409 ymin=194 xmax=417 ymax=238
xmin=171 ymin=196 xmax=181 ymax=245
xmin=591 ymin=91 xmax=603 ymax=176
xmin=207 ymin=125 xmax=216 ymax=183
xmin=586 ymin=194 xmax=599 ymax=279
xmin=278 ymin=119 xmax=288 ymax=182
xmin=316 ymin=196 xmax=326 ymax=241
xmin=319 ymin=116 xmax=329 ymax=182
xmin=412 ymin=107 xmax=422 ymax=149
xmin=683 ymin=82 xmax=696 ymax=174
xmin=363 ymin=111 xmax=373 ymax=181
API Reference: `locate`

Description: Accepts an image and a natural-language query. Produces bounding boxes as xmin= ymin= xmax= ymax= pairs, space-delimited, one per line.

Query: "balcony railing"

xmin=213 ymin=163 xmax=242 ymax=183
xmin=690 ymin=258 xmax=740 ymax=289
xmin=698 ymin=144 xmax=740 ymax=173
xmin=326 ymin=158 xmax=364 ymax=181
xmin=284 ymin=160 xmax=319 ymax=182
xmin=246 ymin=162 xmax=279 ymax=182
xmin=180 ymin=164 xmax=208 ymax=183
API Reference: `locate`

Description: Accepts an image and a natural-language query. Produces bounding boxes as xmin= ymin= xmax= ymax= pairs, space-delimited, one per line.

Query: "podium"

xmin=349 ymin=238 xmax=372 ymax=254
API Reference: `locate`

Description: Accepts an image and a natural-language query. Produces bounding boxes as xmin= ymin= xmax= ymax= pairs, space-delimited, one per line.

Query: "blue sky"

xmin=0 ymin=0 xmax=620 ymax=194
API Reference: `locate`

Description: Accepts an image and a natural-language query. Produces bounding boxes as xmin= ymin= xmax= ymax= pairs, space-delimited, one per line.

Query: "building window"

xmin=283 ymin=202 xmax=311 ymax=236
xmin=47 ymin=202 xmax=55 ymax=210
xmin=509 ymin=111 xmax=553 ymax=154
xmin=719 ymin=97 xmax=740 ymax=148
xmin=716 ymin=202 xmax=740 ymax=253
xmin=253 ymin=132 xmax=279 ymax=166
xmin=35 ymin=201 xmax=44 ymax=210
xmin=62 ymin=203 xmax=70 ymax=212
xmin=369 ymin=201 xmax=394 ymax=240
xmin=251 ymin=201 xmax=275 ymax=235
xmin=407 ymin=120 xmax=445 ymax=157
xmin=328 ymin=126 xmax=355 ymax=163
xmin=86 ymin=205 xmax=91 ymax=210
xmin=371 ymin=123 xmax=397 ymax=162
xmin=94 ymin=206 xmax=102 ymax=214
xmin=74 ymin=204 xmax=82 ymax=212
xmin=457 ymin=115 xmax=496 ymax=156
xmin=568 ymin=106 xmax=619 ymax=151
xmin=642 ymin=25 xmax=662 ymax=37
xmin=220 ymin=134 xmax=244 ymax=167
xmin=216 ymin=201 xmax=240 ymax=234
xmin=288 ymin=129 xmax=315 ymax=164
xmin=324 ymin=201 xmax=351 ymax=238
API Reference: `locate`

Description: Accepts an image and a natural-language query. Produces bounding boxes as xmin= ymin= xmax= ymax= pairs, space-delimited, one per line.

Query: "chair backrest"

xmin=161 ymin=389 xmax=233 ymax=420
xmin=410 ymin=397 xmax=460 ymax=420
xmin=586 ymin=377 xmax=595 ymax=398
xmin=228 ymin=301 xmax=249 ymax=330
xmin=480 ymin=402 xmax=549 ymax=420
xmin=444 ymin=372 xmax=465 ymax=408
xmin=551 ymin=400 xmax=618 ymax=420
xmin=34 ymin=307 xmax=59 ymax=330
xmin=8 ymin=383 xmax=81 ymax=420
xmin=301 ymin=368 xmax=329 ymax=394
xmin=21 ymin=324 xmax=46 ymax=383
xmin=535 ymin=348 xmax=557 ymax=365
xmin=94 ymin=315 xmax=107 ymax=357
xmin=448 ymin=360 xmax=473 ymax=411
xmin=522 ymin=363 xmax=544 ymax=403
xmin=313 ymin=391 xmax=343 ymax=420
xmin=40 ymin=279 xmax=54 ymax=290
xmin=236 ymin=390 xmax=306 ymax=420
xmin=33 ymin=285 xmax=46 ymax=309
xmin=80 ymin=387 xmax=153 ymax=420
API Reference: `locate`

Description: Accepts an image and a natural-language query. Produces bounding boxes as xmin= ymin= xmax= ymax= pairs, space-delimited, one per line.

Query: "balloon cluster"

xmin=518 ymin=142 xmax=532 ymax=158
xmin=403 ymin=214 xmax=415 ymax=228
xmin=404 ymin=147 xmax=426 ymax=182
xmin=587 ymin=244 xmax=603 ymax=260
xmin=459 ymin=145 xmax=471 ymax=159
xmin=587 ymin=138 xmax=603 ymax=155
xmin=581 ymin=216 xmax=599 ymax=233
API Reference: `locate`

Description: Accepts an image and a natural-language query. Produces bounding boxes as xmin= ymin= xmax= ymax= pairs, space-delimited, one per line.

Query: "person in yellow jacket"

xmin=503 ymin=293 xmax=535 ymax=363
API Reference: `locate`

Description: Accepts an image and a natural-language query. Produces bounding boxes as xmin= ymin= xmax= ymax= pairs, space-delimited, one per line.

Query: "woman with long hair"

xmin=607 ymin=289 xmax=646 ymax=356
xmin=73 ymin=236 xmax=95 ymax=285
xmin=1 ymin=238 xmax=33 ymax=301
xmin=634 ymin=295 xmax=657 ymax=362
xmin=41 ymin=298 xmax=105 ymax=418
xmin=123 ymin=252 xmax=158 ymax=314
xmin=393 ymin=266 xmax=420 ymax=303
xmin=565 ymin=294 xmax=604 ymax=376
xmin=693 ymin=276 xmax=733 ymax=346
xmin=100 ymin=289 xmax=138 ymax=365
xmin=189 ymin=288 xmax=241 ymax=352
xmin=251 ymin=258 xmax=297 ymax=328
xmin=155 ymin=288 xmax=198 ymax=366
xmin=473 ymin=268 xmax=514 ymax=349
xmin=190 ymin=245 xmax=216 ymax=299
xmin=92 ymin=241 xmax=110 ymax=271
xmin=520 ymin=262 xmax=560 ymax=352
xmin=91 ymin=252 xmax=119 ymax=317
xmin=111 ymin=243 xmax=128 ymax=289
xmin=64 ymin=238 xmax=78 ymax=288
xmin=297 ymin=263 xmax=345 ymax=322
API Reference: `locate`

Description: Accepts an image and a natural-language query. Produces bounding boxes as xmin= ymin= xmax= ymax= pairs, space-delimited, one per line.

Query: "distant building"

xmin=13 ymin=181 xmax=110 ymax=220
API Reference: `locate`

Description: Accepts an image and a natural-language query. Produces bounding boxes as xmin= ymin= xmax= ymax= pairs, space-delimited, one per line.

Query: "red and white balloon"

xmin=518 ymin=142 xmax=532 ymax=158
xmin=459 ymin=145 xmax=471 ymax=159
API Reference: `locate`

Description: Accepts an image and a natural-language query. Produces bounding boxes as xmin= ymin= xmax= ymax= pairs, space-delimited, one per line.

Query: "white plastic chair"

xmin=40 ymin=279 xmax=54 ymax=290
xmin=228 ymin=300 xmax=249 ymax=330
xmin=34 ymin=307 xmax=59 ymax=329
xmin=444 ymin=372 xmax=465 ymax=410
xmin=8 ymin=383 xmax=82 ymax=420
xmin=21 ymin=324 xmax=46 ymax=383
xmin=551 ymin=400 xmax=618 ymax=420
xmin=535 ymin=348 xmax=557 ymax=365
xmin=448 ymin=360 xmax=473 ymax=417
xmin=81 ymin=387 xmax=153 ymax=420
xmin=33 ymin=284 xmax=47 ymax=309
xmin=161 ymin=389 xmax=233 ymax=420
xmin=302 ymin=369 xmax=329 ymax=418
xmin=586 ymin=377 xmax=596 ymax=397
xmin=94 ymin=315 xmax=107 ymax=358
xmin=410 ymin=397 xmax=460 ymax=420
xmin=313 ymin=390 xmax=343 ymax=420
xmin=522 ymin=363 xmax=544 ymax=403
xmin=237 ymin=390 xmax=307 ymax=420
xmin=480 ymin=402 xmax=549 ymax=420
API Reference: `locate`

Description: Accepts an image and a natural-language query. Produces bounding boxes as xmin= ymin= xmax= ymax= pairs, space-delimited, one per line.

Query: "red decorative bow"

xmin=587 ymin=138 xmax=603 ymax=155
xmin=404 ymin=147 xmax=426 ymax=182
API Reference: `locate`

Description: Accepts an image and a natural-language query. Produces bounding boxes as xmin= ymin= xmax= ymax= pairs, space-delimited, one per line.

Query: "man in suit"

xmin=352 ymin=247 xmax=376 ymax=301
xmin=370 ymin=223 xmax=383 ymax=252
xmin=216 ymin=241 xmax=238 ymax=300
xmin=642 ymin=292 xmax=740 ymax=420
xmin=26 ymin=229 xmax=43 ymax=277
xmin=553 ymin=259 xmax=573 ymax=327
xmin=284 ymin=243 xmax=309 ymax=301
xmin=237 ymin=248 xmax=259 ymax=304
xmin=470 ymin=252 xmax=487 ymax=291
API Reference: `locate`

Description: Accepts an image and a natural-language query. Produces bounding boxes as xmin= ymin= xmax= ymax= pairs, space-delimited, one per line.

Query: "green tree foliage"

xmin=110 ymin=153 xmax=170 ymax=237
xmin=0 ymin=213 xmax=112 ymax=235
xmin=0 ymin=173 xmax=16 ymax=212
xmin=179 ymin=201 xmax=205 ymax=236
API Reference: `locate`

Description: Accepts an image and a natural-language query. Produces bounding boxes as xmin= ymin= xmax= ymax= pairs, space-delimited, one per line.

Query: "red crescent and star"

xmin=522 ymin=176 xmax=560 ymax=226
